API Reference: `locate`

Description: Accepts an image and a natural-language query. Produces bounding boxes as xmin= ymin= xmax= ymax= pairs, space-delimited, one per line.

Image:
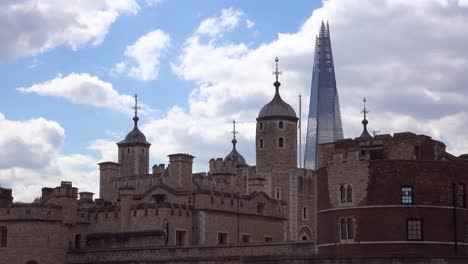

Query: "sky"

xmin=1 ymin=0 xmax=468 ymax=201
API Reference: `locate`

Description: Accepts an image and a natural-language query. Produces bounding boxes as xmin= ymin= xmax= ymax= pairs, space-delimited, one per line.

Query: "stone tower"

xmin=117 ymin=94 xmax=151 ymax=177
xmin=256 ymin=57 xmax=298 ymax=174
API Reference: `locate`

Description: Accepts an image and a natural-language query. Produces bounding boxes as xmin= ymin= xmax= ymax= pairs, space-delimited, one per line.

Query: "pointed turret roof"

xmin=118 ymin=94 xmax=151 ymax=146
xmin=257 ymin=57 xmax=298 ymax=122
xmin=224 ymin=120 xmax=247 ymax=167
xmin=359 ymin=98 xmax=372 ymax=139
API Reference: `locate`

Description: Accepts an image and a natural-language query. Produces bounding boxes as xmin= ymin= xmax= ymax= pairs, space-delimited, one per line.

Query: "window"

xmin=0 ymin=226 xmax=6 ymax=247
xmin=340 ymin=186 xmax=346 ymax=203
xmin=241 ymin=234 xmax=251 ymax=243
xmin=264 ymin=236 xmax=272 ymax=242
xmin=340 ymin=218 xmax=354 ymax=240
xmin=278 ymin=121 xmax=284 ymax=129
xmin=414 ymin=146 xmax=420 ymax=160
xmin=456 ymin=183 xmax=465 ymax=208
xmin=302 ymin=207 xmax=308 ymax=220
xmin=259 ymin=139 xmax=264 ymax=149
xmin=347 ymin=219 xmax=354 ymax=239
xmin=75 ymin=234 xmax=81 ymax=249
xmin=217 ymin=232 xmax=228 ymax=244
xmin=26 ymin=261 xmax=38 ymax=264
xmin=407 ymin=219 xmax=423 ymax=241
xmin=401 ymin=186 xmax=413 ymax=204
xmin=346 ymin=185 xmax=352 ymax=202
xmin=278 ymin=137 xmax=284 ymax=148
xmin=257 ymin=202 xmax=265 ymax=214
xmin=259 ymin=123 xmax=263 ymax=131
xmin=275 ymin=187 xmax=281 ymax=200
xmin=175 ymin=230 xmax=186 ymax=246
xmin=298 ymin=177 xmax=304 ymax=194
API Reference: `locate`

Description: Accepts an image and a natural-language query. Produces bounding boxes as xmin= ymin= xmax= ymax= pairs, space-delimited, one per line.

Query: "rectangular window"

xmin=369 ymin=149 xmax=384 ymax=160
xmin=457 ymin=183 xmax=465 ymax=208
xmin=153 ymin=194 xmax=166 ymax=204
xmin=264 ymin=236 xmax=272 ymax=242
xmin=401 ymin=186 xmax=413 ymax=204
xmin=0 ymin=227 xmax=6 ymax=247
xmin=217 ymin=232 xmax=228 ymax=244
xmin=407 ymin=219 xmax=423 ymax=241
xmin=175 ymin=230 xmax=186 ymax=246
xmin=241 ymin=234 xmax=251 ymax=243
xmin=257 ymin=202 xmax=265 ymax=214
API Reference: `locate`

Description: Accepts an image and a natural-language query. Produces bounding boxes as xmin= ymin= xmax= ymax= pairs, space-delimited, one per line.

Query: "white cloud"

xmin=0 ymin=0 xmax=140 ymax=62
xmin=114 ymin=29 xmax=171 ymax=81
xmin=17 ymin=73 xmax=150 ymax=114
xmin=0 ymin=114 xmax=99 ymax=202
xmin=195 ymin=8 xmax=244 ymax=37
xmin=163 ymin=1 xmax=468 ymax=171
xmin=246 ymin=19 xmax=255 ymax=29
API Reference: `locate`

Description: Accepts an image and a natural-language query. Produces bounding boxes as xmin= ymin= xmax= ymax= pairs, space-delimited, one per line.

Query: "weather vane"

xmin=361 ymin=98 xmax=369 ymax=120
xmin=273 ymin=57 xmax=282 ymax=82
xmin=232 ymin=120 xmax=238 ymax=140
xmin=132 ymin=94 xmax=141 ymax=117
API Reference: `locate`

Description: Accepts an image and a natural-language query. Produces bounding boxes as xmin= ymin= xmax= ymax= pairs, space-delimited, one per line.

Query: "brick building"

xmin=0 ymin=59 xmax=467 ymax=263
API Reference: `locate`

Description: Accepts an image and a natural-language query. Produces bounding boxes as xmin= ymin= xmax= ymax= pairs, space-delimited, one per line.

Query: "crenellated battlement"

xmin=209 ymin=157 xmax=237 ymax=176
xmin=0 ymin=204 xmax=62 ymax=221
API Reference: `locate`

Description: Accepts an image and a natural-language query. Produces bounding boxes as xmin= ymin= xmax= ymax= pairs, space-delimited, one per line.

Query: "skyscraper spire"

xmin=360 ymin=98 xmax=372 ymax=138
xmin=304 ymin=21 xmax=344 ymax=169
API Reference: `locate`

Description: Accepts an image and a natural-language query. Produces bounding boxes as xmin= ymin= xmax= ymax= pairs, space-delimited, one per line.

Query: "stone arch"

xmin=298 ymin=225 xmax=312 ymax=241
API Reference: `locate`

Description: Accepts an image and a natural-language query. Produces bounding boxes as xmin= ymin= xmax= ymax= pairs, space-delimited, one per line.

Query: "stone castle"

xmin=1 ymin=58 xmax=468 ymax=264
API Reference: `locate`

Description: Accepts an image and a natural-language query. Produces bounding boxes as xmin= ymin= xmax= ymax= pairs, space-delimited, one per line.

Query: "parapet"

xmin=209 ymin=157 xmax=236 ymax=175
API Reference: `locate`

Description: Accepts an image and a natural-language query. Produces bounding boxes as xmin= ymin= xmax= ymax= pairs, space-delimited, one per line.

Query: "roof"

xmin=117 ymin=116 xmax=150 ymax=146
xmin=224 ymin=138 xmax=248 ymax=167
xmin=257 ymin=83 xmax=298 ymax=122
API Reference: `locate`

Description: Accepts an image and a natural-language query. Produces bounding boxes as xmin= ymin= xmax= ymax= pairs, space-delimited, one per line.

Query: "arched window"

xmin=301 ymin=235 xmax=308 ymax=240
xmin=127 ymin=148 xmax=130 ymax=154
xmin=278 ymin=121 xmax=284 ymax=129
xmin=259 ymin=122 xmax=263 ymax=131
xmin=259 ymin=139 xmax=264 ymax=149
xmin=0 ymin=226 xmax=6 ymax=247
xmin=340 ymin=186 xmax=346 ymax=203
xmin=302 ymin=207 xmax=307 ymax=220
xmin=278 ymin=137 xmax=284 ymax=148
xmin=346 ymin=185 xmax=353 ymax=202
xmin=75 ymin=234 xmax=81 ymax=249
xmin=340 ymin=219 xmax=346 ymax=240
xmin=347 ymin=218 xmax=354 ymax=239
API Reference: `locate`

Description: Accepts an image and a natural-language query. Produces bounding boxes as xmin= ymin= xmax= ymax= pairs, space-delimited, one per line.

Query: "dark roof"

xmin=117 ymin=116 xmax=150 ymax=146
xmin=224 ymin=138 xmax=248 ymax=167
xmin=257 ymin=83 xmax=298 ymax=121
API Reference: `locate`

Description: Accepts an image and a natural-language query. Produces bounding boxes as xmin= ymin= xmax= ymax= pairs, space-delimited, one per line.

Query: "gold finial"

xmin=133 ymin=93 xmax=141 ymax=118
xmin=273 ymin=57 xmax=282 ymax=82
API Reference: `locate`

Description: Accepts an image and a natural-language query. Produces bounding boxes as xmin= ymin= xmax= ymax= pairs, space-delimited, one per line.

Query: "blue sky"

xmin=1 ymin=0 xmax=468 ymax=201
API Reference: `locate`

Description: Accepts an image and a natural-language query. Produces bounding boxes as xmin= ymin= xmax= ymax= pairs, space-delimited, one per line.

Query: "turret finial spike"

xmin=231 ymin=120 xmax=238 ymax=149
xmin=132 ymin=93 xmax=141 ymax=127
xmin=272 ymin=57 xmax=282 ymax=93
xmin=359 ymin=98 xmax=372 ymax=138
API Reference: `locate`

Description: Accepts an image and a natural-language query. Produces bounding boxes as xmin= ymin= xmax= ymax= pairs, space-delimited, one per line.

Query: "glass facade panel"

xmin=305 ymin=22 xmax=343 ymax=169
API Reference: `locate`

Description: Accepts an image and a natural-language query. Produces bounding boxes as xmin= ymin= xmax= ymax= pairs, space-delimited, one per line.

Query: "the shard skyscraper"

xmin=304 ymin=21 xmax=343 ymax=169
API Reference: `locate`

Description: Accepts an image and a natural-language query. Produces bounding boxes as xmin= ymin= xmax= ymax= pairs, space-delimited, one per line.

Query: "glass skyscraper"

xmin=304 ymin=21 xmax=343 ymax=169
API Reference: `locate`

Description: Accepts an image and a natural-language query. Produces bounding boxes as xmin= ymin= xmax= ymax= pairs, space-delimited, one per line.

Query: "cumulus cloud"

xmin=114 ymin=29 xmax=171 ymax=81
xmin=195 ymin=8 xmax=244 ymax=37
xmin=17 ymin=73 xmax=151 ymax=114
xmin=0 ymin=0 xmax=140 ymax=62
xmin=0 ymin=114 xmax=99 ymax=202
xmin=162 ymin=0 xmax=468 ymax=171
